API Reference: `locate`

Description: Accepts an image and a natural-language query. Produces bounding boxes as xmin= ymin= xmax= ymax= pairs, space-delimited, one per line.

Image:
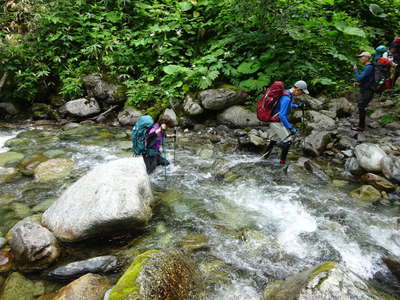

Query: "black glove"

xmin=298 ymin=103 xmax=307 ymax=109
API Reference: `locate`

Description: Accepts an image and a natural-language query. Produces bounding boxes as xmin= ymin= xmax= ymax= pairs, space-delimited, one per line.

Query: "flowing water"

xmin=0 ymin=124 xmax=399 ymax=299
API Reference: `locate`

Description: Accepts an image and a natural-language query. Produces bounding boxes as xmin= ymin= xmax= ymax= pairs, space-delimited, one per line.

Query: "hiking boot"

xmin=351 ymin=126 xmax=365 ymax=132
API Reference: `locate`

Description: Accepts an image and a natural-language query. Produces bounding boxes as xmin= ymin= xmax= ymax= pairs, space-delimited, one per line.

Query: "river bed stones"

xmin=0 ymin=167 xmax=20 ymax=184
xmin=0 ymin=272 xmax=45 ymax=300
xmin=17 ymin=153 xmax=48 ymax=176
xmin=360 ymin=173 xmax=396 ymax=192
xmin=354 ymin=143 xmax=387 ymax=173
xmin=108 ymin=249 xmax=201 ymax=300
xmin=42 ymin=157 xmax=154 ymax=242
xmin=217 ymin=106 xmax=263 ymax=127
xmin=9 ymin=219 xmax=60 ymax=272
xmin=34 ymin=158 xmax=74 ymax=183
xmin=43 ymin=273 xmax=110 ymax=300
xmin=261 ymin=262 xmax=395 ymax=300
xmin=381 ymin=156 xmax=400 ymax=184
xmin=350 ymin=185 xmax=382 ymax=204
xmin=302 ymin=131 xmax=332 ymax=157
xmin=117 ymin=107 xmax=142 ymax=126
xmin=64 ymin=98 xmax=101 ymax=117
xmin=0 ymin=152 xmax=24 ymax=167
xmin=48 ymin=256 xmax=119 ymax=279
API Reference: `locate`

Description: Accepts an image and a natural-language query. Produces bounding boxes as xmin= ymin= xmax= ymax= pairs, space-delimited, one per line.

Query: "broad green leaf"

xmin=369 ymin=4 xmax=387 ymax=18
xmin=311 ymin=77 xmax=335 ymax=85
xmin=179 ymin=2 xmax=193 ymax=11
xmin=334 ymin=22 xmax=366 ymax=38
xmin=163 ymin=65 xmax=181 ymax=74
xmin=237 ymin=61 xmax=261 ymax=74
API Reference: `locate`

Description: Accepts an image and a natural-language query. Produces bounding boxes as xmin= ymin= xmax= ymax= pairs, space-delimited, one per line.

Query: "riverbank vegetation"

xmin=1 ymin=0 xmax=399 ymax=107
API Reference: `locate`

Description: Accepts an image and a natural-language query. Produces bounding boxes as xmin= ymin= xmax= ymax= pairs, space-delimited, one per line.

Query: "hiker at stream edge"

xmin=143 ymin=114 xmax=176 ymax=174
xmin=264 ymin=80 xmax=309 ymax=164
xmin=352 ymin=51 xmax=375 ymax=132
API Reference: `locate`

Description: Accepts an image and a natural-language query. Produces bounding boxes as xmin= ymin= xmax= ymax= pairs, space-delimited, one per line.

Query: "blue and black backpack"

xmin=131 ymin=115 xmax=154 ymax=156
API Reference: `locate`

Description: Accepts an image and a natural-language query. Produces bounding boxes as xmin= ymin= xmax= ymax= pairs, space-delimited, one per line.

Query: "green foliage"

xmin=1 ymin=0 xmax=399 ymax=108
xmin=379 ymin=114 xmax=398 ymax=125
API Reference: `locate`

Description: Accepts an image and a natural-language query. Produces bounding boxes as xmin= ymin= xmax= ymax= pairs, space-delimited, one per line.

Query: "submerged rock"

xmin=303 ymin=159 xmax=330 ymax=182
xmin=261 ymin=262 xmax=395 ymax=300
xmin=217 ymin=106 xmax=262 ymax=127
xmin=49 ymin=256 xmax=119 ymax=279
xmin=17 ymin=153 xmax=48 ymax=176
xmin=350 ymin=185 xmax=381 ymax=204
xmin=382 ymin=257 xmax=400 ymax=283
xmin=200 ymin=88 xmax=246 ymax=111
xmin=42 ymin=157 xmax=154 ymax=242
xmin=0 ymin=152 xmax=24 ymax=167
xmin=34 ymin=158 xmax=74 ymax=182
xmin=45 ymin=273 xmax=110 ymax=300
xmin=0 ymin=272 xmax=44 ymax=300
xmin=354 ymin=143 xmax=387 ymax=173
xmin=108 ymin=249 xmax=201 ymax=300
xmin=9 ymin=219 xmax=60 ymax=272
xmin=179 ymin=234 xmax=209 ymax=253
xmin=0 ymin=167 xmax=20 ymax=184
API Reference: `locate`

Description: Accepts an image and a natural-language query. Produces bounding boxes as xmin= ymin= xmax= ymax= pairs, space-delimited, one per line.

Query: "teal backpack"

xmin=131 ymin=115 xmax=154 ymax=156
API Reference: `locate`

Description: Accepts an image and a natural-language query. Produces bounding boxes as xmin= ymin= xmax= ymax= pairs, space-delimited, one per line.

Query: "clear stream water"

xmin=0 ymin=124 xmax=399 ymax=299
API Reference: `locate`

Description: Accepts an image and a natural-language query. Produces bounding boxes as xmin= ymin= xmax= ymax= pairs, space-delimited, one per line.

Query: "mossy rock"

xmin=34 ymin=158 xmax=74 ymax=183
xmin=0 ymin=152 xmax=24 ymax=167
xmin=4 ymin=138 xmax=33 ymax=149
xmin=350 ymin=185 xmax=381 ymax=204
xmin=0 ymin=272 xmax=45 ymax=300
xmin=261 ymin=262 xmax=397 ymax=300
xmin=160 ymin=190 xmax=183 ymax=206
xmin=0 ymin=167 xmax=20 ymax=184
xmin=202 ymin=260 xmax=234 ymax=285
xmin=42 ymin=149 xmax=67 ymax=159
xmin=17 ymin=153 xmax=49 ymax=176
xmin=109 ymin=249 xmax=202 ymax=300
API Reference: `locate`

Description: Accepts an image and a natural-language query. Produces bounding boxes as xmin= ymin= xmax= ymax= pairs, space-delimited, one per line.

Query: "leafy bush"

xmin=1 ymin=0 xmax=399 ymax=108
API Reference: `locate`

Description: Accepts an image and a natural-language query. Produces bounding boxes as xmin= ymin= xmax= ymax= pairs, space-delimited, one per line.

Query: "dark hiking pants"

xmin=143 ymin=153 xmax=169 ymax=174
xmin=357 ymin=88 xmax=374 ymax=129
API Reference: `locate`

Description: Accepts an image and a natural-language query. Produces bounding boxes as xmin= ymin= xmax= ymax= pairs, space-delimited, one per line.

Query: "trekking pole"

xmin=173 ymin=128 xmax=177 ymax=165
xmin=162 ymin=136 xmax=167 ymax=180
xmin=260 ymin=133 xmax=293 ymax=159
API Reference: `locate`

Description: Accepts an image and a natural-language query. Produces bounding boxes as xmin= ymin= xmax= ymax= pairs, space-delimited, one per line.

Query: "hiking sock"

xmin=280 ymin=142 xmax=291 ymax=163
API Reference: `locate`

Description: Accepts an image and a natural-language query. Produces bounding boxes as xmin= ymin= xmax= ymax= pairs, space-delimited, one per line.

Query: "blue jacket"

xmin=354 ymin=64 xmax=375 ymax=89
xmin=274 ymin=89 xmax=298 ymax=133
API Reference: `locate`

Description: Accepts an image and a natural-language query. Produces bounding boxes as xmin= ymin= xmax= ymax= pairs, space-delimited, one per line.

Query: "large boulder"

xmin=108 ymin=249 xmax=201 ymax=300
xmin=34 ymin=158 xmax=74 ymax=183
xmin=117 ymin=107 xmax=142 ymax=126
xmin=302 ymin=131 xmax=332 ymax=157
xmin=0 ymin=102 xmax=18 ymax=115
xmin=298 ymin=95 xmax=324 ymax=110
xmin=354 ymin=143 xmax=387 ymax=173
xmin=329 ymin=97 xmax=354 ymax=118
xmin=48 ymin=256 xmax=119 ymax=279
xmin=262 ymin=262 xmax=393 ymax=300
xmin=9 ymin=219 xmax=60 ymax=272
xmin=307 ymin=111 xmax=336 ymax=131
xmin=360 ymin=173 xmax=396 ymax=192
xmin=217 ymin=106 xmax=262 ymax=127
xmin=42 ymin=157 xmax=154 ymax=242
xmin=81 ymin=75 xmax=126 ymax=104
xmin=164 ymin=108 xmax=178 ymax=126
xmin=381 ymin=156 xmax=400 ymax=183
xmin=345 ymin=157 xmax=364 ymax=176
xmin=64 ymin=98 xmax=101 ymax=117
xmin=183 ymin=95 xmax=204 ymax=116
xmin=199 ymin=88 xmax=246 ymax=111
xmin=0 ymin=272 xmax=44 ymax=300
xmin=43 ymin=273 xmax=110 ymax=300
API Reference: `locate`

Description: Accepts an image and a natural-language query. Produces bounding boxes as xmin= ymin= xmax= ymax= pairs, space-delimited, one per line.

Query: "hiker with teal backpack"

xmin=257 ymin=80 xmax=309 ymax=164
xmin=132 ymin=114 xmax=175 ymax=174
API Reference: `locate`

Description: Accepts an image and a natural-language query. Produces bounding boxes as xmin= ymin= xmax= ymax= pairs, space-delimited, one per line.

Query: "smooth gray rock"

xmin=9 ymin=219 xmax=60 ymax=272
xmin=200 ymin=88 xmax=246 ymax=111
xmin=164 ymin=108 xmax=178 ymax=126
xmin=354 ymin=143 xmax=387 ymax=173
xmin=117 ymin=107 xmax=142 ymax=126
xmin=381 ymin=156 xmax=400 ymax=183
xmin=262 ymin=262 xmax=393 ymax=300
xmin=49 ymin=256 xmax=119 ymax=279
xmin=329 ymin=97 xmax=354 ymax=117
xmin=307 ymin=110 xmax=336 ymax=131
xmin=0 ymin=102 xmax=18 ymax=115
xmin=345 ymin=157 xmax=364 ymax=176
xmin=217 ymin=106 xmax=263 ymax=127
xmin=64 ymin=98 xmax=101 ymax=117
xmin=42 ymin=157 xmax=154 ymax=242
xmin=302 ymin=131 xmax=332 ymax=157
xmin=81 ymin=75 xmax=125 ymax=104
xmin=183 ymin=95 xmax=204 ymax=116
xmin=337 ymin=136 xmax=357 ymax=150
xmin=299 ymin=95 xmax=323 ymax=110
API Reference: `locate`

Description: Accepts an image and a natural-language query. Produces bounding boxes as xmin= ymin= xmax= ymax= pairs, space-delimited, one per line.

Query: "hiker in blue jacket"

xmin=264 ymin=80 xmax=308 ymax=164
xmin=352 ymin=51 xmax=375 ymax=132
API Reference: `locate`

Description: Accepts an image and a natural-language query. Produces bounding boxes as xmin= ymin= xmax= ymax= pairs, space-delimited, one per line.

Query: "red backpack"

xmin=257 ymin=81 xmax=289 ymax=122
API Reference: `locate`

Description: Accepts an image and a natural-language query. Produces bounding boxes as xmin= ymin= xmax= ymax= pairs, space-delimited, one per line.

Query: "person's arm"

xmin=354 ymin=64 xmax=374 ymax=81
xmin=278 ymin=96 xmax=296 ymax=133
xmin=291 ymin=103 xmax=299 ymax=108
